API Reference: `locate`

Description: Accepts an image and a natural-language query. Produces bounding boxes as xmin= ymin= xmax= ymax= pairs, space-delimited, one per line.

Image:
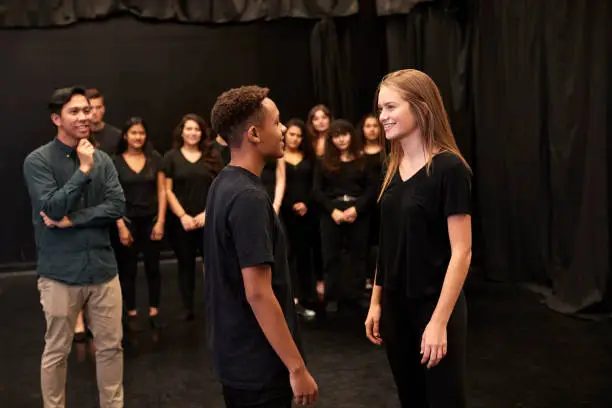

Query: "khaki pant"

xmin=38 ymin=275 xmax=124 ymax=408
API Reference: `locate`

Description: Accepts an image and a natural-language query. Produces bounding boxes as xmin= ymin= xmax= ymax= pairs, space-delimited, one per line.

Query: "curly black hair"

xmin=210 ymin=85 xmax=269 ymax=147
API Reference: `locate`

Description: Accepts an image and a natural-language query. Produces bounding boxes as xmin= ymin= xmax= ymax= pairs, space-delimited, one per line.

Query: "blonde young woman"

xmin=365 ymin=70 xmax=472 ymax=407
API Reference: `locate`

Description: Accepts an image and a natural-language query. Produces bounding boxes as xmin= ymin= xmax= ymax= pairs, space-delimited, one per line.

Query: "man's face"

xmin=256 ymin=98 xmax=286 ymax=159
xmin=52 ymin=94 xmax=92 ymax=141
xmin=89 ymin=97 xmax=105 ymax=125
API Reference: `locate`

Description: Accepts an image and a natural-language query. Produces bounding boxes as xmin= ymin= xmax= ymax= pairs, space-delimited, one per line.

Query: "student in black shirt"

xmin=261 ymin=157 xmax=286 ymax=214
xmin=213 ymin=134 xmax=231 ymax=166
xmin=205 ymin=85 xmax=318 ymax=408
xmin=306 ymin=105 xmax=331 ymax=299
xmin=281 ymin=119 xmax=316 ymax=319
xmin=86 ymin=88 xmax=122 ymax=155
xmin=112 ymin=117 xmax=166 ymax=331
xmin=365 ymin=69 xmax=472 ymax=408
xmin=357 ymin=114 xmax=386 ymax=291
xmin=163 ymin=114 xmax=222 ymax=320
xmin=313 ymin=119 xmax=377 ymax=313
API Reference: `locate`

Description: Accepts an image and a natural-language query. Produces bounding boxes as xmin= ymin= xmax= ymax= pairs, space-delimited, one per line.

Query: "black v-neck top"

xmin=162 ymin=148 xmax=216 ymax=216
xmin=377 ymin=152 xmax=472 ymax=298
xmin=282 ymin=157 xmax=314 ymax=208
xmin=112 ymin=150 xmax=163 ymax=218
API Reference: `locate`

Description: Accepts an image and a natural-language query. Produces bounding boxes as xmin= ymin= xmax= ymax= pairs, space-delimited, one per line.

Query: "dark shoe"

xmin=126 ymin=315 xmax=144 ymax=332
xmin=149 ymin=315 xmax=164 ymax=330
xmin=73 ymin=331 xmax=87 ymax=343
xmin=179 ymin=310 xmax=194 ymax=322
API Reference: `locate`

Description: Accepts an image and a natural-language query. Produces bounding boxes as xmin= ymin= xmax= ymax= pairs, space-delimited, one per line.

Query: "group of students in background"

xmin=79 ymin=88 xmax=388 ymax=337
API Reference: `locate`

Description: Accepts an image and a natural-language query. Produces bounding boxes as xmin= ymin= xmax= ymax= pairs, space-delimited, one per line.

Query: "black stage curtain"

xmin=0 ymin=0 xmax=359 ymax=27
xmin=0 ymin=15 xmax=317 ymax=268
xmin=381 ymin=0 xmax=612 ymax=315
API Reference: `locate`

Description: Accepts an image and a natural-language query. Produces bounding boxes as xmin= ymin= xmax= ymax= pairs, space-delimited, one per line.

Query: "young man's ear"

xmin=50 ymin=113 xmax=61 ymax=127
xmin=246 ymin=125 xmax=261 ymax=144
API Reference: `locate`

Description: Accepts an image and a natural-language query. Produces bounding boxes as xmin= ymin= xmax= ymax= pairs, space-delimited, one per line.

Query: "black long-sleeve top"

xmin=313 ymin=157 xmax=377 ymax=215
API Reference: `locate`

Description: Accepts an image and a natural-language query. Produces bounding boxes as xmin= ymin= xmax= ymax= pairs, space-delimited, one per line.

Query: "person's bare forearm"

xmin=248 ymin=289 xmax=305 ymax=373
xmin=166 ymin=190 xmax=187 ymax=218
xmin=430 ymin=250 xmax=471 ymax=325
xmin=370 ymin=270 xmax=383 ymax=306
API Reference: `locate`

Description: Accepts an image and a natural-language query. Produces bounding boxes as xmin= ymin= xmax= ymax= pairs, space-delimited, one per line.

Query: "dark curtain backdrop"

xmin=0 ymin=0 xmax=359 ymax=27
xmin=0 ymin=0 xmax=386 ymax=270
xmin=380 ymin=0 xmax=611 ymax=315
xmin=0 ymin=15 xmax=318 ymax=267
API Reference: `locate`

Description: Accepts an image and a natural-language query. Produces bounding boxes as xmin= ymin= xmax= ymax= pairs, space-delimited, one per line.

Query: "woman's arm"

xmin=421 ymin=214 xmax=472 ymax=368
xmin=272 ymin=158 xmax=286 ymax=214
xmin=156 ymin=172 xmax=167 ymax=224
xmin=165 ymin=177 xmax=186 ymax=218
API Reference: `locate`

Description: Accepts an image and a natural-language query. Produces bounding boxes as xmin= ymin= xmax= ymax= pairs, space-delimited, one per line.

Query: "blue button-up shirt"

xmin=23 ymin=138 xmax=125 ymax=285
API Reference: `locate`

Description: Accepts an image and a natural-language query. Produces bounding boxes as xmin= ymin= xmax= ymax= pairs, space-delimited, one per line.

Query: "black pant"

xmin=112 ymin=215 xmax=161 ymax=311
xmin=319 ymin=208 xmax=369 ymax=303
xmin=168 ymin=216 xmax=203 ymax=312
xmin=222 ymin=386 xmax=292 ymax=408
xmin=310 ymin=204 xmax=324 ymax=282
xmin=281 ymin=208 xmax=315 ymax=302
xmin=382 ymin=291 xmax=468 ymax=408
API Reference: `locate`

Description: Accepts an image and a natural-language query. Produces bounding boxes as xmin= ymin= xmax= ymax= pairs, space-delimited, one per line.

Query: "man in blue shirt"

xmin=23 ymin=86 xmax=125 ymax=408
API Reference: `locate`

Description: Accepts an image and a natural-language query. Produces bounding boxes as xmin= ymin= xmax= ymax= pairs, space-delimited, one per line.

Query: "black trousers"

xmin=310 ymin=204 xmax=324 ymax=282
xmin=382 ymin=291 xmax=468 ymax=408
xmin=281 ymin=208 xmax=315 ymax=302
xmin=222 ymin=386 xmax=293 ymax=408
xmin=168 ymin=216 xmax=203 ymax=312
xmin=111 ymin=215 xmax=161 ymax=311
xmin=319 ymin=208 xmax=369 ymax=304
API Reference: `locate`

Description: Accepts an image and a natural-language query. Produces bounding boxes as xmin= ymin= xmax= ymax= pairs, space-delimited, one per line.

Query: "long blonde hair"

xmin=376 ymin=69 xmax=471 ymax=200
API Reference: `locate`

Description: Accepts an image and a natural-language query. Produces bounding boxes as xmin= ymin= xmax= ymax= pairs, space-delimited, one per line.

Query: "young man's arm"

xmin=230 ymin=189 xmax=318 ymax=405
xmin=68 ymin=154 xmax=125 ymax=227
xmin=23 ymin=151 xmax=91 ymax=221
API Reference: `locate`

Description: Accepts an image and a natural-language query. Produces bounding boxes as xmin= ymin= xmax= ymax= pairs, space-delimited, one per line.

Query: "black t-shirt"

xmin=213 ymin=139 xmax=231 ymax=166
xmin=261 ymin=158 xmax=277 ymax=199
xmin=162 ymin=148 xmax=215 ymax=216
xmin=112 ymin=151 xmax=163 ymax=218
xmin=94 ymin=124 xmax=122 ymax=155
xmin=203 ymin=165 xmax=298 ymax=390
xmin=282 ymin=158 xmax=313 ymax=210
xmin=377 ymin=152 xmax=472 ymax=298
xmin=313 ymin=157 xmax=377 ymax=214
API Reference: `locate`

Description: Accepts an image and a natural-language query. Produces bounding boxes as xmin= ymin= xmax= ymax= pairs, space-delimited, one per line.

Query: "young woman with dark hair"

xmin=313 ymin=119 xmax=377 ymax=313
xmin=281 ymin=118 xmax=317 ymax=319
xmin=111 ymin=117 xmax=166 ymax=330
xmin=357 ymin=113 xmax=386 ymax=291
xmin=163 ymin=113 xmax=222 ymax=320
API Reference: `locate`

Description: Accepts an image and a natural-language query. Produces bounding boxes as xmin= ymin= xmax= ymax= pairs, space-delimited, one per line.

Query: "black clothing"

xmin=281 ymin=158 xmax=316 ymax=301
xmin=112 ymin=151 xmax=163 ymax=218
xmin=261 ymin=158 xmax=278 ymax=199
xmin=313 ymin=157 xmax=376 ymax=303
xmin=111 ymin=215 xmax=161 ymax=310
xmin=23 ymin=138 xmax=125 ymax=285
xmin=204 ymin=166 xmax=299 ymax=391
xmin=222 ymin=386 xmax=293 ymax=408
xmin=93 ymin=123 xmax=122 ymax=155
xmin=382 ymin=292 xmax=467 ymax=408
xmin=313 ymin=157 xmax=377 ymax=215
xmin=168 ymin=218 xmax=203 ymax=312
xmin=377 ymin=152 xmax=472 ymax=298
xmin=163 ymin=148 xmax=216 ymax=312
xmin=213 ymin=139 xmax=231 ymax=166
xmin=162 ymin=148 xmax=215 ymax=216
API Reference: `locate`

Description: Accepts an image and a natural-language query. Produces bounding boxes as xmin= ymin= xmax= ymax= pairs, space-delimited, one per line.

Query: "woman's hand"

xmin=331 ymin=209 xmax=345 ymax=224
xmin=365 ymin=304 xmax=383 ymax=345
xmin=421 ymin=320 xmax=448 ymax=369
xmin=194 ymin=212 xmax=206 ymax=229
xmin=150 ymin=221 xmax=164 ymax=241
xmin=180 ymin=214 xmax=197 ymax=231
xmin=118 ymin=225 xmax=133 ymax=247
xmin=293 ymin=202 xmax=308 ymax=216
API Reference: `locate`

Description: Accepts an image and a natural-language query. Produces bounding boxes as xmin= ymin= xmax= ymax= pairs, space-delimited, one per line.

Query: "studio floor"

xmin=1 ymin=261 xmax=611 ymax=408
